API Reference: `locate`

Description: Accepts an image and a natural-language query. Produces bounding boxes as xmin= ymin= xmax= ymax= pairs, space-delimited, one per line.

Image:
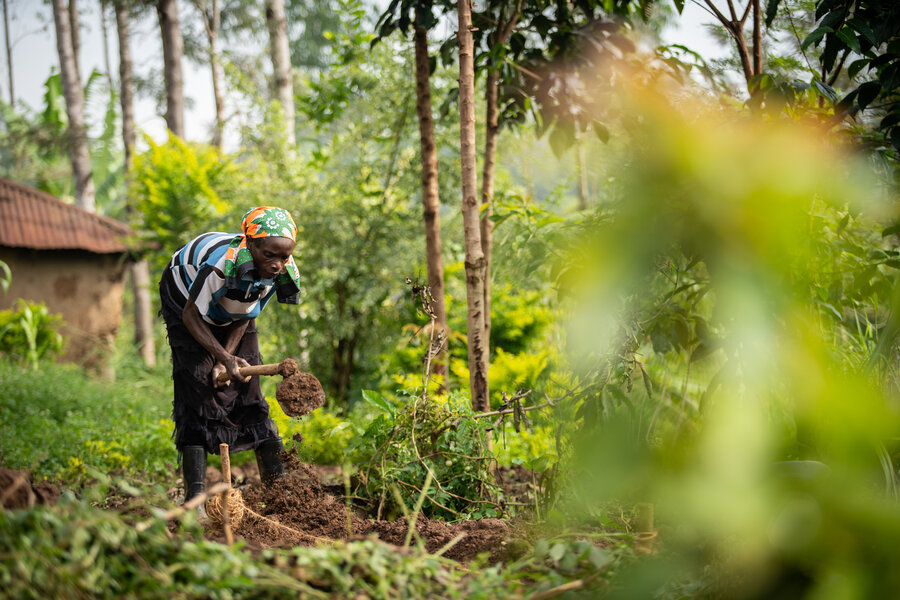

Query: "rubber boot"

xmin=255 ymin=438 xmax=286 ymax=485
xmin=182 ymin=445 xmax=208 ymax=518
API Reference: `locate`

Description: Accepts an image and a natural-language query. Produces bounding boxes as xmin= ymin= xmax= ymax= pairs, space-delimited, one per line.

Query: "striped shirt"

xmin=165 ymin=232 xmax=276 ymax=326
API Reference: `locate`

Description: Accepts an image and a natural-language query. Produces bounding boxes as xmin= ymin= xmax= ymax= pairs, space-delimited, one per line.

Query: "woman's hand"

xmin=212 ymin=355 xmax=251 ymax=388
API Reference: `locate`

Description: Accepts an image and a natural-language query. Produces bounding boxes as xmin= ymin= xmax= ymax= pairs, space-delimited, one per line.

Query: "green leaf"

xmin=882 ymin=223 xmax=900 ymax=238
xmin=549 ymin=542 xmax=567 ymax=563
xmin=835 ymin=28 xmax=861 ymax=55
xmin=361 ymin=390 xmax=395 ymax=416
xmin=837 ymin=213 xmax=850 ymax=235
xmin=847 ymin=17 xmax=877 ymax=46
xmin=593 ymin=122 xmax=610 ymax=143
xmin=848 ymin=58 xmax=870 ymax=80
xmin=533 ymin=539 xmax=550 ymax=559
xmin=673 ymin=0 xmax=685 ymax=13
xmin=811 ymin=78 xmax=838 ymax=104
xmin=856 ymin=80 xmax=881 ymax=109
xmin=589 ymin=547 xmax=612 ymax=570
xmin=764 ymin=0 xmax=781 ymax=27
xmin=549 ymin=122 xmax=574 ymax=158
xmin=801 ymin=27 xmax=831 ymax=51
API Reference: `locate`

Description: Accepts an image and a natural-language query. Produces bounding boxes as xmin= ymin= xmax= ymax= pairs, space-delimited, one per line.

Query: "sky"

xmin=2 ymin=0 xmax=729 ymax=150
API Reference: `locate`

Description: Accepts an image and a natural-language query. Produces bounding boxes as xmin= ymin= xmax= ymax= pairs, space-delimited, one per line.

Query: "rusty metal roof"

xmin=0 ymin=176 xmax=135 ymax=254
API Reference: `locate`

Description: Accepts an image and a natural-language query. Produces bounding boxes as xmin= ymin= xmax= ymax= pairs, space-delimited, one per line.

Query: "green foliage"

xmin=0 ymin=260 xmax=9 ymax=294
xmin=0 ymin=300 xmax=64 ymax=369
xmin=494 ymin=421 xmax=558 ymax=472
xmin=0 ymin=487 xmax=633 ymax=600
xmin=269 ymin=400 xmax=359 ymax=465
xmin=130 ymin=135 xmax=235 ymax=268
xmin=0 ymin=491 xmax=313 ymax=600
xmin=0 ymin=358 xmax=176 ymax=481
xmin=351 ymin=390 xmax=501 ymax=520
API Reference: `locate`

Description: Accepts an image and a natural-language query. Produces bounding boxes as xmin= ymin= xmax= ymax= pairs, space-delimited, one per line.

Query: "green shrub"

xmin=268 ymin=399 xmax=359 ymax=465
xmin=0 ymin=299 xmax=64 ymax=368
xmin=350 ymin=389 xmax=502 ymax=520
xmin=493 ymin=421 xmax=558 ymax=472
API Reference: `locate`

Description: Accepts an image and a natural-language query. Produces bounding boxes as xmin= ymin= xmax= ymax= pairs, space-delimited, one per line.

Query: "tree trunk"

xmin=116 ymin=0 xmax=156 ymax=366
xmin=479 ymin=9 xmax=519 ymax=382
xmin=157 ymin=0 xmax=185 ymax=138
xmin=576 ymin=133 xmax=589 ymax=210
xmin=331 ymin=335 xmax=357 ymax=403
xmin=51 ymin=0 xmax=95 ymax=212
xmin=198 ymin=0 xmax=224 ymax=147
xmin=457 ymin=0 xmax=489 ymax=413
xmin=413 ymin=11 xmax=448 ymax=385
xmin=733 ymin=25 xmax=753 ymax=83
xmin=3 ymin=0 xmax=13 ymax=105
xmin=115 ymin=0 xmax=135 ymax=172
xmin=101 ymin=1 xmax=113 ymax=90
xmin=68 ymin=0 xmax=82 ymax=86
xmin=752 ymin=0 xmax=761 ymax=76
xmin=265 ymin=0 xmax=295 ymax=147
xmin=480 ymin=66 xmax=499 ymax=361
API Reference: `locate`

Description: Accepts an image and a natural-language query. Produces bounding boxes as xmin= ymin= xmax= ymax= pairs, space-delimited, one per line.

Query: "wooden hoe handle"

xmin=215 ymin=362 xmax=282 ymax=384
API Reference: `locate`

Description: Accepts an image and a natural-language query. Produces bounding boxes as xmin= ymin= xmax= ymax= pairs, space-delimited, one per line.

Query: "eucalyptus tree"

xmin=157 ymin=0 xmax=185 ymax=137
xmin=456 ymin=0 xmax=490 ymax=411
xmin=3 ymin=0 xmax=13 ymax=105
xmin=265 ymin=0 xmax=295 ymax=146
xmin=186 ymin=0 xmax=224 ymax=147
xmin=50 ymin=0 xmax=95 ymax=211
xmin=114 ymin=0 xmax=156 ymax=366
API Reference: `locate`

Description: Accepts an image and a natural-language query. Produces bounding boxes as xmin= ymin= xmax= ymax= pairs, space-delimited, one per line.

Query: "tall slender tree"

xmin=50 ymin=0 xmax=95 ymax=211
xmin=116 ymin=0 xmax=156 ymax=366
xmin=68 ymin=0 xmax=82 ymax=85
xmin=456 ymin=0 xmax=489 ymax=413
xmin=157 ymin=0 xmax=185 ymax=137
xmin=3 ymin=0 xmax=13 ymax=105
xmin=477 ymin=1 xmax=521 ymax=355
xmin=265 ymin=0 xmax=295 ymax=146
xmin=413 ymin=5 xmax=448 ymax=384
xmin=100 ymin=1 xmax=113 ymax=90
xmin=191 ymin=0 xmax=224 ymax=147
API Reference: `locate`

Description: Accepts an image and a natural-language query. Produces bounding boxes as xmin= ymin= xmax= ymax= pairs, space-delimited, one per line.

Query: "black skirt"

xmin=159 ymin=268 xmax=280 ymax=454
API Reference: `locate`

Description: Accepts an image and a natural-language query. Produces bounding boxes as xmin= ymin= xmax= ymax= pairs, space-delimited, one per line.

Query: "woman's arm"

xmin=182 ymin=298 xmax=250 ymax=386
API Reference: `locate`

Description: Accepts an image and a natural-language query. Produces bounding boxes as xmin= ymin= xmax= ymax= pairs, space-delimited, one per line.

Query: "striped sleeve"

xmin=188 ymin=265 xmax=228 ymax=324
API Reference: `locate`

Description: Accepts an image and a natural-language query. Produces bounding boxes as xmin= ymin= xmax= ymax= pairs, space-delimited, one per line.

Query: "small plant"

xmin=351 ymin=388 xmax=502 ymax=521
xmin=0 ymin=299 xmax=64 ymax=368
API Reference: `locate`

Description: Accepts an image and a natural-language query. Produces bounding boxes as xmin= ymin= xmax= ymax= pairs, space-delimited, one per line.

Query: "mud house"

xmin=0 ymin=176 xmax=137 ymax=370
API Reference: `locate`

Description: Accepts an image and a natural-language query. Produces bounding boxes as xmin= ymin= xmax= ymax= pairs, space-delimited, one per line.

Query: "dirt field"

xmin=210 ymin=453 xmax=512 ymax=562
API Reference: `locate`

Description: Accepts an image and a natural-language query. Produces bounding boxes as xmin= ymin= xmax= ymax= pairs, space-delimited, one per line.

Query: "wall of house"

xmin=0 ymin=248 xmax=130 ymax=371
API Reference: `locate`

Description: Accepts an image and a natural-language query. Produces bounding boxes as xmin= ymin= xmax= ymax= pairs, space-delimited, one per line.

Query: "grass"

xmin=0 ymin=357 xmax=177 ymax=481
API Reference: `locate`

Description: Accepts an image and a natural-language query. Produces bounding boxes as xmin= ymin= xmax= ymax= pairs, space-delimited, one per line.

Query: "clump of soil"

xmin=0 ymin=468 xmax=58 ymax=510
xmin=218 ymin=453 xmax=510 ymax=561
xmin=275 ymin=359 xmax=326 ymax=417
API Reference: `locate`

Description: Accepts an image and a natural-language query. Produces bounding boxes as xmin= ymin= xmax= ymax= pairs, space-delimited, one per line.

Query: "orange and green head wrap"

xmin=241 ymin=206 xmax=297 ymax=240
xmin=223 ymin=206 xmax=301 ymax=304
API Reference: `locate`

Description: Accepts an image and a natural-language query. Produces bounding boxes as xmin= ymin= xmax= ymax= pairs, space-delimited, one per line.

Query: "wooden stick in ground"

xmin=219 ymin=442 xmax=234 ymax=546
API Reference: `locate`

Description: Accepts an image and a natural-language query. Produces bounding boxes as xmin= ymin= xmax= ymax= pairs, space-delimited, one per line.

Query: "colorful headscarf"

xmin=241 ymin=206 xmax=297 ymax=240
xmin=223 ymin=207 xmax=300 ymax=305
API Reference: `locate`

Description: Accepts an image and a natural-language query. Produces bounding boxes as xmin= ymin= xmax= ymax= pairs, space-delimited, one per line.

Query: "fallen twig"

xmin=135 ymin=482 xmax=231 ymax=532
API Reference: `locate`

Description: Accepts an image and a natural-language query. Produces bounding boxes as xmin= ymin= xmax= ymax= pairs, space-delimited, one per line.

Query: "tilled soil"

xmin=0 ymin=468 xmax=58 ymax=510
xmin=218 ymin=456 xmax=511 ymax=562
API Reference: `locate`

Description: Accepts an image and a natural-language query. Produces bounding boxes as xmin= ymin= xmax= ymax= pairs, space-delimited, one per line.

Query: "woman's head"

xmin=241 ymin=206 xmax=297 ymax=279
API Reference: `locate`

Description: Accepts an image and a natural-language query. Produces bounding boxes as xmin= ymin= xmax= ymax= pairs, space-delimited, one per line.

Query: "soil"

xmin=275 ymin=359 xmax=326 ymax=417
xmin=0 ymin=468 xmax=59 ymax=510
xmin=210 ymin=452 xmax=511 ymax=562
